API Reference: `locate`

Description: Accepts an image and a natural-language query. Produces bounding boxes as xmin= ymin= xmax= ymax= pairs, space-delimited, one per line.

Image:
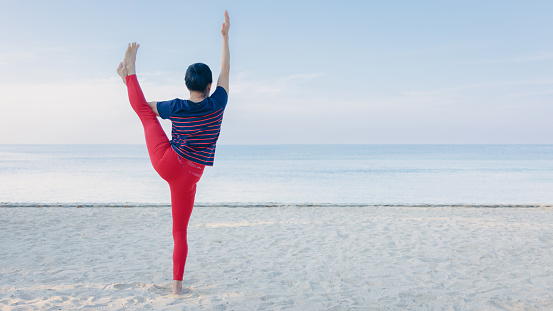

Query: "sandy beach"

xmin=1 ymin=205 xmax=553 ymax=310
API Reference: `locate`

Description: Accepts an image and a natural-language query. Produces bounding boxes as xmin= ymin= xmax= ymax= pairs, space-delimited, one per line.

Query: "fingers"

xmin=223 ymin=10 xmax=230 ymax=28
xmin=221 ymin=10 xmax=230 ymax=36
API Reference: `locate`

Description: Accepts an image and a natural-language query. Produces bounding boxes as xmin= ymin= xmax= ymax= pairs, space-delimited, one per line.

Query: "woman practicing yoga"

xmin=116 ymin=10 xmax=230 ymax=295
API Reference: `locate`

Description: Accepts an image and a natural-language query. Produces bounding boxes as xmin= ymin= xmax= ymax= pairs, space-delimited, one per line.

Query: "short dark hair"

xmin=185 ymin=63 xmax=212 ymax=94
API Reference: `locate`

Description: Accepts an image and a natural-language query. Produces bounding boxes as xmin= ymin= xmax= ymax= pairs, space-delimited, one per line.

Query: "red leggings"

xmin=126 ymin=74 xmax=205 ymax=281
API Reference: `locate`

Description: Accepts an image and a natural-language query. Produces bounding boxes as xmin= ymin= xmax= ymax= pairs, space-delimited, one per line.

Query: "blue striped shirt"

xmin=157 ymin=86 xmax=228 ymax=166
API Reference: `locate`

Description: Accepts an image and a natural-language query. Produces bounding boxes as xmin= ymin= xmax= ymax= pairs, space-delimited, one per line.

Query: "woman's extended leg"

xmin=125 ymin=74 xmax=171 ymax=163
xmin=119 ymin=43 xmax=171 ymax=171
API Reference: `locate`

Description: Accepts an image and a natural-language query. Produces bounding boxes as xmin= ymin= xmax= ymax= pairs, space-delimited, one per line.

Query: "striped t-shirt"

xmin=157 ymin=86 xmax=228 ymax=166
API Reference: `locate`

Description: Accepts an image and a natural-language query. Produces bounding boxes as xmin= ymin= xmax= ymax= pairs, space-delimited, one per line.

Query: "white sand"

xmin=1 ymin=205 xmax=553 ymax=310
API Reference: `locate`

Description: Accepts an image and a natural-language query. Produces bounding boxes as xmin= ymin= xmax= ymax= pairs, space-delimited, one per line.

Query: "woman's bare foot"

xmin=172 ymin=280 xmax=183 ymax=295
xmin=116 ymin=62 xmax=128 ymax=85
xmin=124 ymin=42 xmax=139 ymax=76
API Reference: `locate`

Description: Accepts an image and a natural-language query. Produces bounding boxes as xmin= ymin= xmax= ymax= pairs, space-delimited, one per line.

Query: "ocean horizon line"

xmin=1 ymin=143 xmax=553 ymax=146
xmin=2 ymin=202 xmax=552 ymax=208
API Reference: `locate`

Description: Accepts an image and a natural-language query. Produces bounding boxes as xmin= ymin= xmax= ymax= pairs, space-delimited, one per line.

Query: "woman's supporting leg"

xmin=170 ymin=185 xmax=197 ymax=281
xmin=168 ymin=157 xmax=203 ymax=295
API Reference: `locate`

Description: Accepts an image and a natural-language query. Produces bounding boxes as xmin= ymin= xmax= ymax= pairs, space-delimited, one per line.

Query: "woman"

xmin=116 ymin=10 xmax=230 ymax=295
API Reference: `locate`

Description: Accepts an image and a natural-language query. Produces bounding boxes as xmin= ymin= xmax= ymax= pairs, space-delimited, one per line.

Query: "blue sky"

xmin=0 ymin=0 xmax=552 ymax=144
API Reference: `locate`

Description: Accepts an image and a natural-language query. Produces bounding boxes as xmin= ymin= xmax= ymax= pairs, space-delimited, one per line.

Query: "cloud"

xmin=0 ymin=51 xmax=38 ymax=65
xmin=0 ymin=77 xmax=175 ymax=144
xmin=231 ymin=71 xmax=325 ymax=99
xmin=403 ymin=80 xmax=553 ymax=97
xmin=506 ymin=90 xmax=553 ymax=98
xmin=402 ymin=43 xmax=483 ymax=56
xmin=2 ymin=72 xmax=552 ymax=145
xmin=0 ymin=44 xmax=107 ymax=65
xmin=465 ymin=51 xmax=553 ymax=64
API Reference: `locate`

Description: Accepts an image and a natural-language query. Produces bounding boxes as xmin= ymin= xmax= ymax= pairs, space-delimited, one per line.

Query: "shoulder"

xmin=158 ymin=98 xmax=185 ymax=106
xmin=157 ymin=98 xmax=186 ymax=119
xmin=209 ymin=86 xmax=228 ymax=109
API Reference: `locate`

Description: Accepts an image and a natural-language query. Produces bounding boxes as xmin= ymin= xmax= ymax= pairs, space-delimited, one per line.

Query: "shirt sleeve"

xmin=156 ymin=99 xmax=178 ymax=119
xmin=210 ymin=86 xmax=228 ymax=109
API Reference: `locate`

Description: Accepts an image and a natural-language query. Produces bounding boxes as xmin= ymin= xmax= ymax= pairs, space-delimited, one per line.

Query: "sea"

xmin=1 ymin=144 xmax=552 ymax=206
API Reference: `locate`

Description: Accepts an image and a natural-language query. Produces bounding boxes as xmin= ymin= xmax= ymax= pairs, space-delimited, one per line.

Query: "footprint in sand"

xmin=149 ymin=284 xmax=171 ymax=295
xmin=113 ymin=283 xmax=134 ymax=290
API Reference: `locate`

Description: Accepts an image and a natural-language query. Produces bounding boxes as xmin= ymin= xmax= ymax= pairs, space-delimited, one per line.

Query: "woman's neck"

xmin=188 ymin=91 xmax=207 ymax=103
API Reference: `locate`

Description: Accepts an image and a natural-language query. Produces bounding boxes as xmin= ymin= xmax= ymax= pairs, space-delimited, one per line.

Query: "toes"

xmin=129 ymin=42 xmax=139 ymax=51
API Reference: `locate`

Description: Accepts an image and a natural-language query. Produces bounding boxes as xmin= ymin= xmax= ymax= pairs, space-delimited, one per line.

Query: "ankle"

xmin=172 ymin=280 xmax=182 ymax=294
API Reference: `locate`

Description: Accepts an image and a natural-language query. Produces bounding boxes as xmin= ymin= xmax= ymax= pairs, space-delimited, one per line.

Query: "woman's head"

xmin=185 ymin=63 xmax=212 ymax=95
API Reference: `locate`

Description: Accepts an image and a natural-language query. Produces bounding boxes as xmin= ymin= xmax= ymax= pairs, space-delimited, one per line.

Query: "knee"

xmin=183 ymin=184 xmax=196 ymax=197
xmin=172 ymin=229 xmax=188 ymax=245
xmin=172 ymin=183 xmax=197 ymax=197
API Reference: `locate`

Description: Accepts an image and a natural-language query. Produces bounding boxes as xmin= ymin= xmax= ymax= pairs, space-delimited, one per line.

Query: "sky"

xmin=0 ymin=0 xmax=552 ymax=145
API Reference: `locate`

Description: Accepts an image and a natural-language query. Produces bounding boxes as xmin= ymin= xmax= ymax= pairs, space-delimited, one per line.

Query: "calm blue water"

xmin=1 ymin=144 xmax=552 ymax=205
